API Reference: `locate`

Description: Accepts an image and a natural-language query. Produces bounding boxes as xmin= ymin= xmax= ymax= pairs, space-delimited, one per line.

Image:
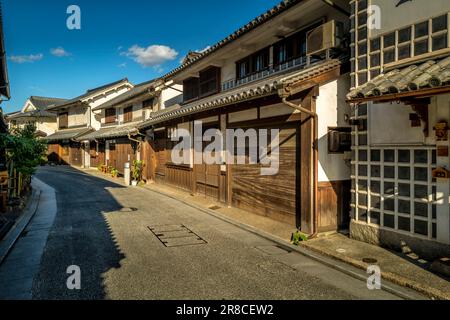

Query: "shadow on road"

xmin=32 ymin=166 xmax=126 ymax=300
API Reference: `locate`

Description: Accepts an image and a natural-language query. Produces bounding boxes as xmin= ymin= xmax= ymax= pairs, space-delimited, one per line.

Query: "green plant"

xmin=97 ymin=163 xmax=104 ymax=171
xmin=291 ymin=231 xmax=308 ymax=246
xmin=111 ymin=168 xmax=119 ymax=178
xmin=132 ymin=160 xmax=144 ymax=182
xmin=0 ymin=123 xmax=47 ymax=178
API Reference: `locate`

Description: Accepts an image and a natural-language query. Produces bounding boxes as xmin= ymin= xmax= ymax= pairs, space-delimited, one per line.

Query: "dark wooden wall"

xmin=110 ymin=138 xmax=136 ymax=174
xmin=69 ymin=142 xmax=82 ymax=167
xmin=318 ymin=180 xmax=351 ymax=232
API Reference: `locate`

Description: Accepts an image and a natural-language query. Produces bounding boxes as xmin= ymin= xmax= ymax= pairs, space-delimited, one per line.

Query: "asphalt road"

xmin=4 ymin=166 xmax=420 ymax=300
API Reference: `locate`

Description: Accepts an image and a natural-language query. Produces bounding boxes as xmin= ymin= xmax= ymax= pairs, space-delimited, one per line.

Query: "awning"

xmin=347 ymin=55 xmax=450 ymax=103
xmin=77 ymin=123 xmax=140 ymax=141
xmin=44 ymin=127 xmax=93 ymax=143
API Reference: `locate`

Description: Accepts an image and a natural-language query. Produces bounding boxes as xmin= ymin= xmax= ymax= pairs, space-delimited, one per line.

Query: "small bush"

xmin=291 ymin=231 xmax=309 ymax=245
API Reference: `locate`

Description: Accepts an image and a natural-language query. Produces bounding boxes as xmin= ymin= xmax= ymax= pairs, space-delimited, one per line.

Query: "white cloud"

xmin=122 ymin=45 xmax=178 ymax=67
xmin=117 ymin=62 xmax=127 ymax=68
xmin=50 ymin=47 xmax=71 ymax=57
xmin=9 ymin=53 xmax=43 ymax=64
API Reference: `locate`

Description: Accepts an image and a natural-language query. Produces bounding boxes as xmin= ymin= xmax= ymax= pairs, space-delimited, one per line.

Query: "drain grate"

xmin=148 ymin=224 xmax=207 ymax=248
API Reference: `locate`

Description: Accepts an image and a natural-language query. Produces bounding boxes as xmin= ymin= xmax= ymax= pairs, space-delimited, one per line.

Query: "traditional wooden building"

xmin=6 ymin=96 xmax=65 ymax=138
xmin=138 ymin=0 xmax=352 ymax=235
xmin=45 ymin=79 xmax=133 ymax=166
xmin=77 ymin=79 xmax=172 ymax=173
xmin=347 ymin=0 xmax=450 ymax=258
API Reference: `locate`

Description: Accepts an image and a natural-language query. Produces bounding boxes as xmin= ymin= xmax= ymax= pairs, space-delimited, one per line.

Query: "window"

xmin=199 ymin=66 xmax=221 ymax=98
xmin=123 ymin=106 xmax=133 ymax=123
xmin=183 ymin=77 xmax=199 ymax=102
xmin=236 ymin=47 xmax=269 ymax=79
xmin=433 ymin=15 xmax=448 ymax=33
xmin=273 ymin=21 xmax=322 ymax=66
xmin=398 ymin=27 xmax=411 ymax=43
xmin=105 ymin=108 xmax=116 ymax=124
xmin=143 ymin=98 xmax=154 ymax=109
xmin=59 ymin=112 xmax=68 ymax=129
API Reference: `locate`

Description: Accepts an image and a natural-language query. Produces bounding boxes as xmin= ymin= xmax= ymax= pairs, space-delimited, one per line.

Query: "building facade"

xmin=348 ymin=0 xmax=450 ymax=258
xmin=137 ymin=0 xmax=352 ymax=235
xmin=45 ymin=79 xmax=133 ymax=166
xmin=6 ymin=96 xmax=65 ymax=137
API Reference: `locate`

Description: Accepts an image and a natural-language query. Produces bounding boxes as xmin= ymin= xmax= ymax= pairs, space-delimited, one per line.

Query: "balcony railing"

xmin=221 ymin=56 xmax=309 ymax=92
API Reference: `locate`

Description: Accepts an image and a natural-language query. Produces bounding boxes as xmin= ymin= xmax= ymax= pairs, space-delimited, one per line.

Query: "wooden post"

xmin=226 ymin=164 xmax=232 ymax=208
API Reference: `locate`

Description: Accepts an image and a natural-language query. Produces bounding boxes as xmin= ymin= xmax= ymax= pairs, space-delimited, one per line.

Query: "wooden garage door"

xmin=154 ymin=132 xmax=167 ymax=183
xmin=231 ymin=126 xmax=298 ymax=225
xmin=60 ymin=144 xmax=70 ymax=165
xmin=47 ymin=144 xmax=60 ymax=163
xmin=115 ymin=139 xmax=136 ymax=174
xmin=194 ymin=123 xmax=220 ymax=201
xmin=108 ymin=143 xmax=117 ymax=169
xmin=70 ymin=142 xmax=82 ymax=167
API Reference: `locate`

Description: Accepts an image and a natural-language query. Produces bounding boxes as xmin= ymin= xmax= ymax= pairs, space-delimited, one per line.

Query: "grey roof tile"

xmin=92 ymin=79 xmax=159 ymax=111
xmin=44 ymin=127 xmax=93 ymax=142
xmin=347 ymin=55 xmax=450 ymax=101
xmin=29 ymin=96 xmax=68 ymax=110
xmin=77 ymin=122 xmax=140 ymax=141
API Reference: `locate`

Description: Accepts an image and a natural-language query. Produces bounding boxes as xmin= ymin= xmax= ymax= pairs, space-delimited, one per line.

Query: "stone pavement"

xmin=25 ymin=166 xmax=424 ymax=300
xmin=302 ymin=234 xmax=450 ymax=300
xmin=143 ymin=180 xmax=450 ymax=300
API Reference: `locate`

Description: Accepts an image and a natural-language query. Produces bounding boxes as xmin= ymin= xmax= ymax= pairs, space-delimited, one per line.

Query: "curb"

xmin=0 ymin=188 xmax=42 ymax=266
xmin=141 ymin=185 xmax=426 ymax=300
xmin=301 ymin=243 xmax=449 ymax=301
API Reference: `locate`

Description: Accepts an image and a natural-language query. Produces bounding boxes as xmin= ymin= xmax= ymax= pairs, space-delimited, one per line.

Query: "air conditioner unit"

xmin=306 ymin=20 xmax=344 ymax=56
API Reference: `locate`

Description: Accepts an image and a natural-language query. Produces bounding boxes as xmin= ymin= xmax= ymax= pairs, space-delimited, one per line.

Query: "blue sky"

xmin=2 ymin=0 xmax=281 ymax=113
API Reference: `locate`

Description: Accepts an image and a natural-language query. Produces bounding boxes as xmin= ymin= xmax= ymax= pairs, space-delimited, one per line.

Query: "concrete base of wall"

xmin=350 ymin=220 xmax=450 ymax=260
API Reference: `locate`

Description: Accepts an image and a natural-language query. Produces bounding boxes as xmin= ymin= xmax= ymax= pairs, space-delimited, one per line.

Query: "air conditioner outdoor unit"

xmin=306 ymin=20 xmax=343 ymax=56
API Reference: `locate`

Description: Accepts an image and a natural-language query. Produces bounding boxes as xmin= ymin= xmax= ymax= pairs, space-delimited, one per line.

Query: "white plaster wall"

xmin=116 ymin=101 xmax=144 ymax=124
xmin=68 ymin=106 xmax=89 ymax=127
xmin=369 ymin=102 xmax=427 ymax=145
xmin=160 ymin=84 xmax=183 ymax=110
xmin=36 ymin=120 xmax=57 ymax=136
xmin=370 ymin=1 xmax=450 ymax=37
xmin=316 ymin=75 xmax=351 ymax=182
xmin=88 ymin=85 xmax=132 ymax=130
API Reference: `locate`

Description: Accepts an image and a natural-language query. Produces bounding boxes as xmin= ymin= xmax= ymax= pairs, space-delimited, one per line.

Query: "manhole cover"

xmin=336 ymin=248 xmax=346 ymax=254
xmin=148 ymin=224 xmax=207 ymax=248
xmin=363 ymin=258 xmax=378 ymax=264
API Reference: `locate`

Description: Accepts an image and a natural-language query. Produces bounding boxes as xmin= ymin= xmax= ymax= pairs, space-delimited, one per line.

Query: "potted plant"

xmin=131 ymin=160 xmax=143 ymax=186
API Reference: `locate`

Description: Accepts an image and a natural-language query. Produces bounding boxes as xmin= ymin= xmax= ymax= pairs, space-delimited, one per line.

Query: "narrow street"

xmin=1 ymin=167 xmax=424 ymax=300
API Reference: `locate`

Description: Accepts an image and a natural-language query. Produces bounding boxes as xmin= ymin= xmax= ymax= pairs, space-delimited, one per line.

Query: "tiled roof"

xmin=49 ymin=78 xmax=131 ymax=109
xmin=347 ymin=56 xmax=450 ymax=102
xmin=8 ymin=109 xmax=57 ymax=119
xmin=77 ymin=122 xmax=140 ymax=141
xmin=139 ymin=59 xmax=342 ymax=129
xmin=29 ymin=96 xmax=67 ymax=110
xmin=44 ymin=127 xmax=93 ymax=142
xmin=92 ymin=80 xmax=158 ymax=111
xmin=162 ymin=0 xmax=305 ymax=80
